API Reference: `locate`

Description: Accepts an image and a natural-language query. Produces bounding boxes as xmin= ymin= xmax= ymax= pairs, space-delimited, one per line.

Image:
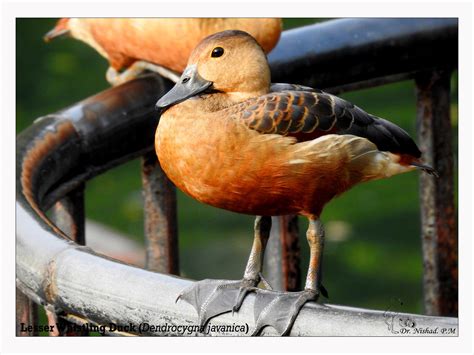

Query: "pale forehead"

xmin=188 ymin=30 xmax=259 ymax=63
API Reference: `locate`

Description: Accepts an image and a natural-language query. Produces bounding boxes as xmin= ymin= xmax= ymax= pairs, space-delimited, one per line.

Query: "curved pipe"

xmin=17 ymin=75 xmax=171 ymax=216
xmin=16 ymin=204 xmax=457 ymax=336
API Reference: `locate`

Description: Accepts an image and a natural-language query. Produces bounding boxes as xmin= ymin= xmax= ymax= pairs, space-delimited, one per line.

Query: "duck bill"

xmin=155 ymin=65 xmax=213 ymax=111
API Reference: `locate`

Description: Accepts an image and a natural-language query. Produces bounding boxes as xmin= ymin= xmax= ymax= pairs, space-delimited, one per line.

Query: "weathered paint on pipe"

xmin=17 ymin=74 xmax=173 ymax=217
xmin=16 ymin=203 xmax=458 ymax=336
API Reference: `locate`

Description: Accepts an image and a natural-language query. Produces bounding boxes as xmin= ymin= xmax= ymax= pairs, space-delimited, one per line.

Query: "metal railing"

xmin=16 ymin=18 xmax=458 ymax=336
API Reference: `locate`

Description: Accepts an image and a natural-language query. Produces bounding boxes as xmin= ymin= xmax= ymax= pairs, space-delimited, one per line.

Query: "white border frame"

xmin=2 ymin=1 xmax=472 ymax=353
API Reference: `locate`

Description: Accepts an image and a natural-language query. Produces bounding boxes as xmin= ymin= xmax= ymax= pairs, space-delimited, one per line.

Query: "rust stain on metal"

xmin=16 ymin=288 xmax=39 ymax=336
xmin=416 ymin=69 xmax=458 ymax=317
xmin=20 ymin=121 xmax=77 ymax=238
xmin=52 ymin=202 xmax=78 ymax=239
xmin=42 ymin=259 xmax=59 ymax=305
xmin=141 ymin=151 xmax=179 ymax=275
xmin=51 ymin=185 xmax=86 ymax=244
xmin=280 ymin=215 xmax=301 ymax=291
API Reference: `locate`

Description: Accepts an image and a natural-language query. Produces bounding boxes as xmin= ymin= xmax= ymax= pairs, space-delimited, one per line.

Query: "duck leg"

xmin=252 ymin=218 xmax=327 ymax=336
xmin=106 ymin=60 xmax=180 ymax=86
xmin=176 ymin=216 xmax=272 ymax=327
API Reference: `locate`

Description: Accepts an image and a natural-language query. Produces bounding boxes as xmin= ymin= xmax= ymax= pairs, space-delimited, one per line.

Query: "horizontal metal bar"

xmin=269 ymin=18 xmax=458 ymax=89
xmin=16 ymin=202 xmax=457 ymax=336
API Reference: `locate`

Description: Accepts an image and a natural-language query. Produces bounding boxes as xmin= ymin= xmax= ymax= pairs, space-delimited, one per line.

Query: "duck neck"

xmin=196 ymin=90 xmax=269 ymax=112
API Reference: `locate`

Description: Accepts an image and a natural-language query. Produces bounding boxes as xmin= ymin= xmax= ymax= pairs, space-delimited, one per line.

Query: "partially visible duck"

xmin=155 ymin=30 xmax=436 ymax=336
xmin=44 ymin=18 xmax=282 ymax=84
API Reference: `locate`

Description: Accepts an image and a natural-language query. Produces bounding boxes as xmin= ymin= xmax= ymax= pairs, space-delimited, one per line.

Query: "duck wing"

xmin=230 ymin=87 xmax=421 ymax=158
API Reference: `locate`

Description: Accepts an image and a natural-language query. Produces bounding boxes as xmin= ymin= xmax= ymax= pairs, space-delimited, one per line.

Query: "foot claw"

xmin=233 ymin=285 xmax=259 ymax=313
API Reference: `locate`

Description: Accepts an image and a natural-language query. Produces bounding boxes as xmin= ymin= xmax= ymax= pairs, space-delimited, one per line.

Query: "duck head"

xmin=156 ymin=30 xmax=271 ymax=111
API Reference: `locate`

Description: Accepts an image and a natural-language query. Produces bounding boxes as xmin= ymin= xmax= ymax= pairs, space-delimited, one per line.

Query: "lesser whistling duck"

xmin=155 ymin=30 xmax=436 ymax=336
xmin=44 ymin=18 xmax=282 ymax=85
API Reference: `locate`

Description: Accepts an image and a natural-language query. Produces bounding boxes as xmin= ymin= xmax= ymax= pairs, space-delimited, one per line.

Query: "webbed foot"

xmin=251 ymin=288 xmax=327 ymax=336
xmin=176 ymin=275 xmax=268 ymax=328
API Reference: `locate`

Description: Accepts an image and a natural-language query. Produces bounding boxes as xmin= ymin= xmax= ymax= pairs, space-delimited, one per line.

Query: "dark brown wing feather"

xmin=230 ymin=84 xmax=421 ymax=158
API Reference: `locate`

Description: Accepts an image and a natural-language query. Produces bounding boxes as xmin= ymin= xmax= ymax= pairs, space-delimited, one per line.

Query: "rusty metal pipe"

xmin=17 ymin=74 xmax=173 ymax=219
xmin=416 ymin=69 xmax=458 ymax=317
xmin=141 ymin=152 xmax=179 ymax=275
xmin=264 ymin=216 xmax=301 ymax=291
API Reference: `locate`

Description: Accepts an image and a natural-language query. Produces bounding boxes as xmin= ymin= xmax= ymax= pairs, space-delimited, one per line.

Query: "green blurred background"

xmin=16 ymin=18 xmax=458 ymax=319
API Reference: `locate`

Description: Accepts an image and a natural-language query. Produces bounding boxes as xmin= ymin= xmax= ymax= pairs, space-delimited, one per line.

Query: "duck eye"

xmin=211 ymin=47 xmax=224 ymax=58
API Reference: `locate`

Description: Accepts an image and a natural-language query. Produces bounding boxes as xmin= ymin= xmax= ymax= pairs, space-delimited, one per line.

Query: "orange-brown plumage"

xmin=154 ymin=30 xmax=435 ymax=334
xmin=46 ymin=18 xmax=282 ymax=73
xmin=157 ymin=100 xmax=413 ymax=218
xmin=155 ymin=31 xmax=429 ymax=219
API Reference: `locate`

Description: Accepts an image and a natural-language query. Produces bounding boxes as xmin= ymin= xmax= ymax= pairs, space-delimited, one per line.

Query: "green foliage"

xmin=17 ymin=18 xmax=457 ymax=315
